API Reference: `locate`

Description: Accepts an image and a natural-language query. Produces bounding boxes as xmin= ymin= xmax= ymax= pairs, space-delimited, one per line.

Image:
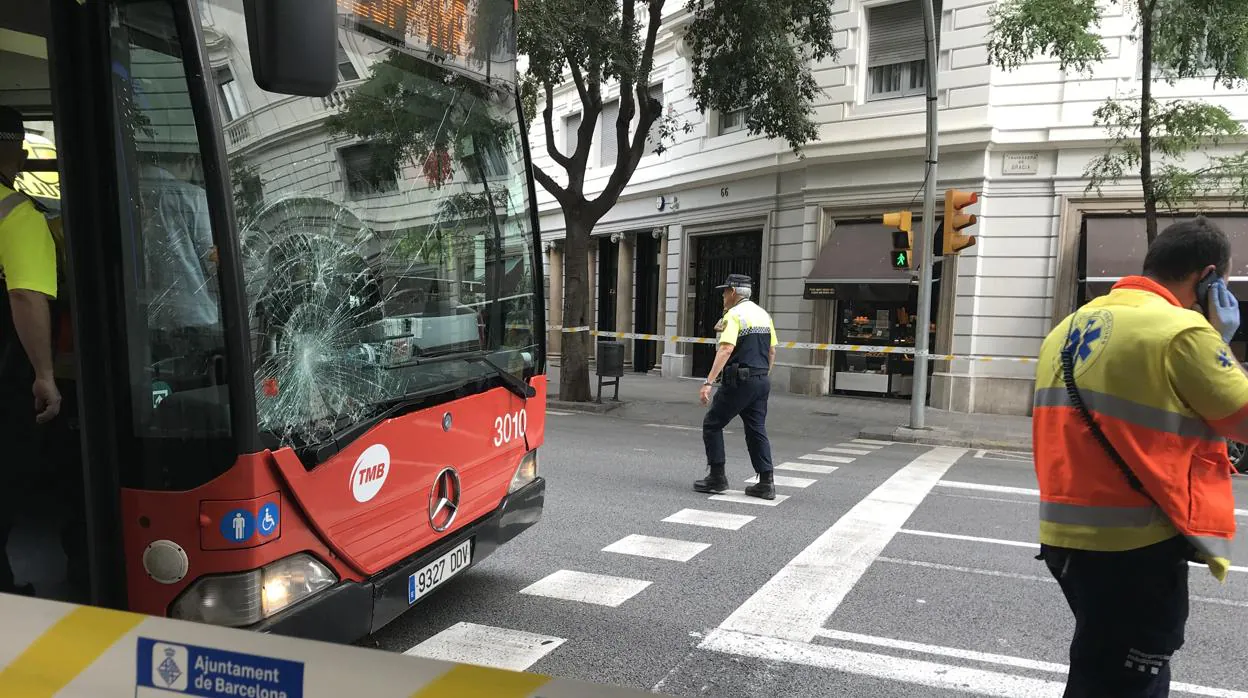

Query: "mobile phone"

xmin=1197 ymin=270 xmax=1217 ymax=307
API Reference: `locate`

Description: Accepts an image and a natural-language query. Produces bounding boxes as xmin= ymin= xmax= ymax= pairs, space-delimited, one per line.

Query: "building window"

xmin=213 ymin=65 xmax=247 ymax=122
xmin=644 ymin=83 xmax=664 ymax=154
xmin=865 ymin=0 xmax=939 ymax=101
xmin=340 ymin=143 xmax=398 ymax=199
xmin=337 ymin=40 xmax=359 ymax=81
xmin=600 ymin=99 xmax=621 ymax=165
xmin=565 ymin=112 xmax=581 ymax=155
xmin=719 ymin=108 xmax=746 ymax=135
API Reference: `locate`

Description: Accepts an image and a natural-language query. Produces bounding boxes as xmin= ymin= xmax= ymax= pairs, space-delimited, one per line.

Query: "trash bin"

xmin=596 ymin=341 xmax=624 ymax=402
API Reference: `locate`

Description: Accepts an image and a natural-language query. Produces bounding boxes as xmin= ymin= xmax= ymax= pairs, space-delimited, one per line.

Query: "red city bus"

xmin=1 ymin=0 xmax=545 ymax=643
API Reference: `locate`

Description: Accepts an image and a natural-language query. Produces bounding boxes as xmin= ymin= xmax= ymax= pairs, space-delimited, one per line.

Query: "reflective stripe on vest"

xmin=1033 ymin=276 xmax=1237 ymax=581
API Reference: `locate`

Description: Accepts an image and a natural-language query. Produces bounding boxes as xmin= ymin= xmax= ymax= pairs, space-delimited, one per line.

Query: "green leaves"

xmin=683 ymin=0 xmax=839 ymax=154
xmin=1151 ymin=0 xmax=1248 ymax=89
xmin=987 ymin=0 xmax=1108 ymax=73
xmin=1086 ymin=96 xmax=1248 ymax=208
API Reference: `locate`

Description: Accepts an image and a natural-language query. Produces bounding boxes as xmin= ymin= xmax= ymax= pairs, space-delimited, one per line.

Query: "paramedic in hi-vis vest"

xmin=1033 ymin=216 xmax=1247 ymax=697
xmin=0 ymin=106 xmax=61 ymax=596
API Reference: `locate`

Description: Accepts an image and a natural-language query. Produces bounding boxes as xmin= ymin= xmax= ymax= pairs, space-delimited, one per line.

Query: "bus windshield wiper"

xmin=467 ymin=353 xmax=536 ymax=401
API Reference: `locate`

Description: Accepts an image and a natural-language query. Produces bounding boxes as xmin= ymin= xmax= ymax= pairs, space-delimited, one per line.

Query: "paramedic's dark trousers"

xmin=703 ymin=374 xmax=773 ymax=473
xmin=1040 ymin=537 xmax=1190 ymax=698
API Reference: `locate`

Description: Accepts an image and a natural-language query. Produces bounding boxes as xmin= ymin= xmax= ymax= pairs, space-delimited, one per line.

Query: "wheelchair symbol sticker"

xmin=258 ymin=502 xmax=279 ymax=538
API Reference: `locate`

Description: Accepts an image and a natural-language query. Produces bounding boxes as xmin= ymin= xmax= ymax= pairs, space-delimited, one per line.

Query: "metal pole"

xmin=909 ymin=0 xmax=939 ymax=429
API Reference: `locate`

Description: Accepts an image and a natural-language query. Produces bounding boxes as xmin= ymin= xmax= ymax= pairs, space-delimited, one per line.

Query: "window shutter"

xmin=645 ymin=83 xmax=663 ymax=153
xmin=565 ymin=113 xmax=581 ymax=155
xmin=600 ymin=100 xmax=620 ymax=164
xmin=867 ymin=0 xmax=926 ymax=67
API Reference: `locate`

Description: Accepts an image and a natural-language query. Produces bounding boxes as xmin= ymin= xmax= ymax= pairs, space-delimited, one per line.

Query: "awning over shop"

xmin=1082 ymin=214 xmax=1248 ymax=297
xmin=804 ymin=221 xmax=920 ymax=301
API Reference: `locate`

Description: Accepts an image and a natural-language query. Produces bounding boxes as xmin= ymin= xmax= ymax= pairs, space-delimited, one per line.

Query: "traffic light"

xmin=883 ymin=210 xmax=913 ymax=270
xmin=943 ymin=189 xmax=978 ymax=255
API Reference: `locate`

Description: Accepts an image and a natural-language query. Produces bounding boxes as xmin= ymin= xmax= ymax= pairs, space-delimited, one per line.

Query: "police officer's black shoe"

xmin=744 ymin=471 xmax=776 ymax=500
xmin=693 ymin=464 xmax=729 ymax=494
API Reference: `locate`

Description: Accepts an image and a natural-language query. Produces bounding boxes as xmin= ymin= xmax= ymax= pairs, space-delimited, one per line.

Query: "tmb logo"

xmin=350 ymin=444 xmax=391 ymax=503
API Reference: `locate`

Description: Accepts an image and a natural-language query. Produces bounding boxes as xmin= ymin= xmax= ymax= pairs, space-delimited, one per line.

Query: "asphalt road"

xmin=364 ymin=409 xmax=1248 ymax=697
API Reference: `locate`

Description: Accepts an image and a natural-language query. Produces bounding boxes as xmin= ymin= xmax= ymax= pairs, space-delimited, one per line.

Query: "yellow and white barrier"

xmin=0 ymin=595 xmax=650 ymax=698
xmin=546 ymin=325 xmax=1040 ymax=364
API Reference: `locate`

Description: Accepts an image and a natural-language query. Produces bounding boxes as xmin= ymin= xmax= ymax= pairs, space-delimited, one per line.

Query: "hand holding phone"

xmin=1206 ymin=277 xmax=1241 ymax=343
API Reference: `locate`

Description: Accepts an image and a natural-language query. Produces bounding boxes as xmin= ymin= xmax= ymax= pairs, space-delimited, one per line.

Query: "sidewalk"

xmin=545 ymin=366 xmax=1033 ymax=452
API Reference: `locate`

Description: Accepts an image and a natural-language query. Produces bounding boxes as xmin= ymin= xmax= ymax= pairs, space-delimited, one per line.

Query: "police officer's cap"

xmin=715 ymin=273 xmax=753 ymax=290
xmin=0 ymin=106 xmax=23 ymax=143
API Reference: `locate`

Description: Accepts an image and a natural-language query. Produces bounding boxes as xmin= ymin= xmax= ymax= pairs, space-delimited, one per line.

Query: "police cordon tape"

xmin=0 ymin=594 xmax=651 ymax=698
xmin=546 ymin=325 xmax=1040 ymax=364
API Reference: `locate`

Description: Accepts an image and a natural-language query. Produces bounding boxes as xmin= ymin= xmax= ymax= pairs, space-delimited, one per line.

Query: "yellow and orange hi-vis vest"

xmin=1033 ymin=276 xmax=1247 ymax=581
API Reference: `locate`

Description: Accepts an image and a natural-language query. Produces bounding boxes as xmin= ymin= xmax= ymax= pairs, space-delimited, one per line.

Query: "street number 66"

xmin=494 ymin=410 xmax=528 ymax=447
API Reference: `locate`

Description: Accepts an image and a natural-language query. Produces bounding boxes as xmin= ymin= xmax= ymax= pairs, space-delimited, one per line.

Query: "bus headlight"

xmin=508 ymin=450 xmax=538 ymax=494
xmin=171 ymin=553 xmax=337 ymax=627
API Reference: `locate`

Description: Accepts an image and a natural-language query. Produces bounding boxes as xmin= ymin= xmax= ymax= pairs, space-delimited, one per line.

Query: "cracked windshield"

xmin=210 ymin=0 xmax=536 ymax=452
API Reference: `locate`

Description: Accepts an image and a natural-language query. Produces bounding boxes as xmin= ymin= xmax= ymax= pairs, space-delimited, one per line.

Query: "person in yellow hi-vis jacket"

xmin=694 ymin=273 xmax=778 ymax=500
xmin=1033 ymin=217 xmax=1248 ymax=697
xmin=0 ymin=105 xmax=61 ymax=596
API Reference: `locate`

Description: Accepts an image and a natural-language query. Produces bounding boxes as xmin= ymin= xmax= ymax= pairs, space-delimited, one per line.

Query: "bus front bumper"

xmin=249 ymin=477 xmax=546 ymax=644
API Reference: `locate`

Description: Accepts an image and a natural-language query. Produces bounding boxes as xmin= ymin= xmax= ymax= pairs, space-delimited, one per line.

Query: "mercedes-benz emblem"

xmin=428 ymin=467 xmax=461 ymax=532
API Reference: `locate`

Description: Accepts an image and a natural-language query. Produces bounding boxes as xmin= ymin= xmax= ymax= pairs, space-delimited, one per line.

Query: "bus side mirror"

xmin=244 ymin=0 xmax=338 ymax=97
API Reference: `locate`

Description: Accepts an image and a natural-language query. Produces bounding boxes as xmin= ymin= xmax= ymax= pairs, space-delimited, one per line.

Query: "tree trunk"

xmin=559 ymin=212 xmax=593 ymax=402
xmin=1139 ymin=0 xmax=1158 ymax=243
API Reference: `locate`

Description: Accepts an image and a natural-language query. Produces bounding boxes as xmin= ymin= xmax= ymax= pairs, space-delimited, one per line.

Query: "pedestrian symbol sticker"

xmin=220 ymin=509 xmax=255 ymax=544
xmin=258 ymin=502 xmax=279 ymax=538
xmin=137 ymin=637 xmax=304 ymax=697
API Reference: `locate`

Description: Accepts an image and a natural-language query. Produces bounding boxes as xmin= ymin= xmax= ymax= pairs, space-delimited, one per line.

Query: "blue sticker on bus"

xmin=136 ymin=637 xmax=304 ymax=697
xmin=220 ymin=509 xmax=255 ymax=543
xmin=257 ymin=502 xmax=279 ymax=538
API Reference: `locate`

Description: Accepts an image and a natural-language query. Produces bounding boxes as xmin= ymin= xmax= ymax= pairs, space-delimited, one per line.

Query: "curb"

xmin=858 ymin=425 xmax=1031 ymax=453
xmin=547 ymin=399 xmax=624 ymax=414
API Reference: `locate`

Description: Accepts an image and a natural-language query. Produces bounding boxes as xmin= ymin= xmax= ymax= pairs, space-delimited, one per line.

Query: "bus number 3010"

xmin=493 ymin=410 xmax=528 ymax=447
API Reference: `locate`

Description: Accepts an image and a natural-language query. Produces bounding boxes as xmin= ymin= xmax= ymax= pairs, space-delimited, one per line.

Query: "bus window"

xmin=198 ymin=1 xmax=539 ymax=463
xmin=108 ymin=0 xmax=235 ymax=490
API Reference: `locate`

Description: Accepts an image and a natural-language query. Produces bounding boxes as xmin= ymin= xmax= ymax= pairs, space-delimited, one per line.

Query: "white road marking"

xmin=840 ymin=442 xmax=882 ymax=450
xmin=404 ymin=622 xmax=565 ymax=671
xmin=602 ymin=534 xmax=711 ymax=562
xmin=821 ymin=446 xmax=872 ymax=456
xmin=777 ymin=462 xmax=840 ymax=474
xmin=937 ymin=481 xmax=1040 ymax=497
xmin=800 ymin=453 xmax=855 ymax=464
xmin=663 ymin=508 xmax=755 ymax=530
xmin=936 ymin=492 xmax=1037 ymax=506
xmin=745 ymin=474 xmax=817 ymax=488
xmin=878 ymin=557 xmax=1248 ymax=608
xmin=973 ymin=449 xmax=1032 ymax=462
xmin=898 ymin=529 xmax=1248 ymax=573
xmin=701 ymin=629 xmax=1065 ymax=696
xmin=646 ymin=423 xmax=733 ymax=434
xmin=715 ymin=447 xmax=965 ymax=642
xmin=708 ymin=490 xmax=790 ymax=507
xmin=519 ymin=570 xmax=651 ymax=607
xmin=853 ymin=439 xmax=894 ymax=446
xmin=545 ymin=410 xmax=573 ymax=416
xmin=811 ymin=629 xmax=1248 ymax=697
xmin=899 ymin=529 xmax=1038 ymax=548
xmin=1238 ymin=509 xmax=1248 ymax=518
xmin=704 ymin=629 xmax=1247 ymax=697
xmin=877 ymin=557 xmax=1052 ymax=583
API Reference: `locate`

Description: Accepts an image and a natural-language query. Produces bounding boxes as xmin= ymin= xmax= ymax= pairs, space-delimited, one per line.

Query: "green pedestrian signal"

xmin=891 ymin=250 xmax=910 ymax=269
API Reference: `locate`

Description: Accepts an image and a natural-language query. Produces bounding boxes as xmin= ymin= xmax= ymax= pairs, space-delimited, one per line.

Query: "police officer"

xmin=0 ymin=105 xmax=61 ymax=596
xmin=1033 ymin=217 xmax=1248 ymax=697
xmin=694 ymin=273 xmax=778 ymax=500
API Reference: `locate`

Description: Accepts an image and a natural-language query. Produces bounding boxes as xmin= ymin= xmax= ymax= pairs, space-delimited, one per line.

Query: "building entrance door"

xmin=634 ymin=233 xmax=660 ymax=373
xmin=692 ymin=230 xmax=762 ymax=377
xmin=597 ymin=236 xmax=618 ymax=356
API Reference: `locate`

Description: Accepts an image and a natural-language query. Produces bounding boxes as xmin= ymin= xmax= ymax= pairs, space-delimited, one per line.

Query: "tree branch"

xmin=542 ymin=81 xmax=572 ymax=171
xmin=531 ymin=163 xmax=568 ymax=207
xmin=565 ymin=55 xmax=589 ymax=107
xmin=590 ymin=0 xmax=666 ymax=221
